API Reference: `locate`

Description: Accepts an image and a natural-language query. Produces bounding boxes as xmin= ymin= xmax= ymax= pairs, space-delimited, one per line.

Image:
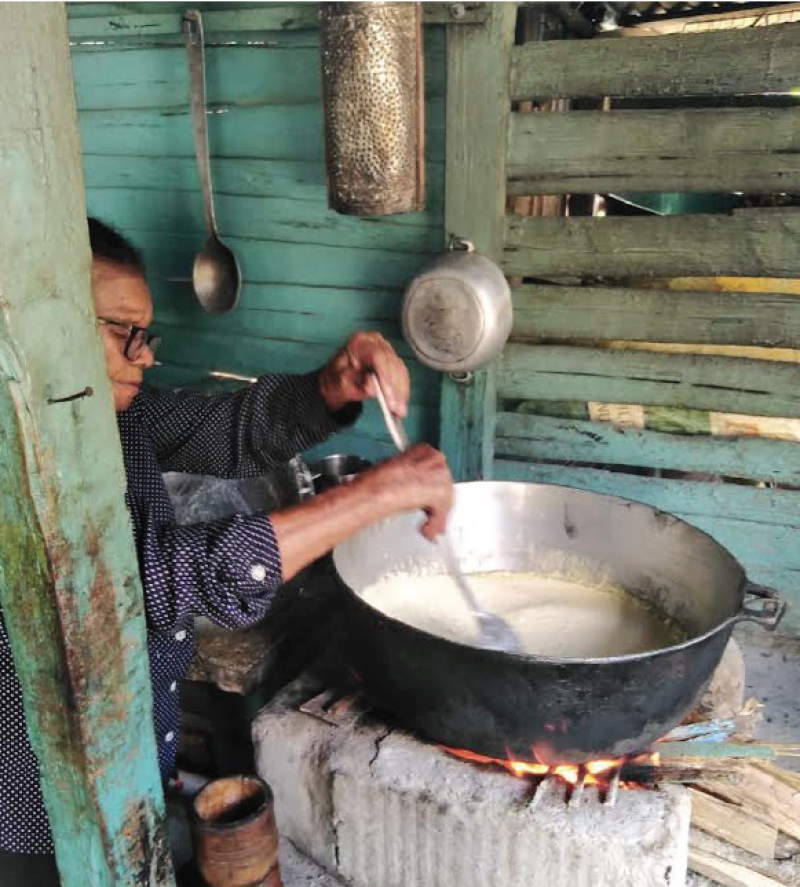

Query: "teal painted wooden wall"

xmin=67 ymin=2 xmax=445 ymax=463
xmin=68 ymin=4 xmax=800 ymax=639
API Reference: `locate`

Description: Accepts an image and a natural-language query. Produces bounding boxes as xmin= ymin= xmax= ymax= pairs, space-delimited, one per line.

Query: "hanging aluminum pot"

xmin=401 ymin=241 xmax=513 ymax=374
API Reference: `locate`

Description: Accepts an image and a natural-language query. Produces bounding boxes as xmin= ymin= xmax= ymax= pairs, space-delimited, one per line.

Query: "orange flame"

xmin=508 ymin=760 xmax=549 ymax=777
xmin=442 ymin=746 xmax=660 ymax=788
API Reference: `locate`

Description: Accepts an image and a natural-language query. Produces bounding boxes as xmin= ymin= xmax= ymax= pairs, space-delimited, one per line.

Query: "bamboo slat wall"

xmin=495 ymin=18 xmax=800 ymax=635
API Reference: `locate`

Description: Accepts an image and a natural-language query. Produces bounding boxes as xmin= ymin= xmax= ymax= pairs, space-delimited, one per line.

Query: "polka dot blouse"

xmin=0 ymin=370 xmax=357 ymax=853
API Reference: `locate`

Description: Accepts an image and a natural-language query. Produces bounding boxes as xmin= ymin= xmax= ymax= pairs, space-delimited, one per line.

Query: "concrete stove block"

xmin=254 ymin=690 xmax=690 ymax=887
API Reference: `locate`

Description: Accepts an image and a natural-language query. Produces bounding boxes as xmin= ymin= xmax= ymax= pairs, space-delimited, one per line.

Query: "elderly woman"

xmin=0 ymin=218 xmax=453 ymax=885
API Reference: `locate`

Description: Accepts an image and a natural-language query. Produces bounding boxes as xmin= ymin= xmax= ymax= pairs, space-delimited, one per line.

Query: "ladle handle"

xmin=184 ymin=10 xmax=217 ymax=236
xmin=372 ymin=373 xmax=409 ymax=452
xmin=439 ymin=533 xmax=482 ymax=613
xmin=371 ymin=373 xmax=481 ymax=617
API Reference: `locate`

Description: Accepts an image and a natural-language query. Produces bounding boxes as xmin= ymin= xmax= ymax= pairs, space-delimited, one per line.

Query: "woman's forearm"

xmin=270 ymin=444 xmax=453 ymax=582
xmin=271 ymin=476 xmax=396 ymax=582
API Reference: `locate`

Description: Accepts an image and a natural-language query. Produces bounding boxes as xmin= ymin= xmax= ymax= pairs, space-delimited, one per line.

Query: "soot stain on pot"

xmin=562 ymin=505 xmax=577 ymax=539
xmin=652 ymin=509 xmax=677 ymax=532
xmin=631 ymin=575 xmax=693 ymax=639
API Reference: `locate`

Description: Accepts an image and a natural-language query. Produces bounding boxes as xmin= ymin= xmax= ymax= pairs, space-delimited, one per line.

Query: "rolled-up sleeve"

xmin=140 ymin=510 xmax=284 ymax=632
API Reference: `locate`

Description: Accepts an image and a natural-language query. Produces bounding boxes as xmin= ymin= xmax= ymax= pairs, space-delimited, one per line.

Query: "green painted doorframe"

xmin=439 ymin=3 xmax=517 ymax=480
xmin=0 ymin=4 xmax=174 ymax=885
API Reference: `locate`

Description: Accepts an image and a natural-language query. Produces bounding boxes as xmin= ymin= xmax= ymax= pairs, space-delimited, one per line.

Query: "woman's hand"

xmin=360 ymin=444 xmax=454 ymax=541
xmin=319 ymin=331 xmax=410 ymax=417
xmin=272 ymin=443 xmax=455 ymax=582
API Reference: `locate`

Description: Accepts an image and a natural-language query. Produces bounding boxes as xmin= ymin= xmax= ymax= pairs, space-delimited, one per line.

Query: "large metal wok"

xmin=332 ymin=482 xmax=785 ymax=763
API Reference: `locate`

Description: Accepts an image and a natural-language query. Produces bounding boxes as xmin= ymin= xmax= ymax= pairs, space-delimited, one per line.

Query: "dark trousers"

xmin=0 ymin=851 xmax=60 ymax=886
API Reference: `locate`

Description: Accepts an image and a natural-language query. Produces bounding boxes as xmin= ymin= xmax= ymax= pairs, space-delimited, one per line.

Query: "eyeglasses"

xmin=97 ymin=318 xmax=161 ymax=360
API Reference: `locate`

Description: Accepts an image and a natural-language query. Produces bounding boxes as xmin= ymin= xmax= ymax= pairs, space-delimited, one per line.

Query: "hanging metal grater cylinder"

xmin=319 ymin=2 xmax=425 ymax=217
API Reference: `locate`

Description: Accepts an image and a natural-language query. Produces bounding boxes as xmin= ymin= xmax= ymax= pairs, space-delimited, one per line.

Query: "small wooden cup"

xmin=192 ymin=775 xmax=282 ymax=887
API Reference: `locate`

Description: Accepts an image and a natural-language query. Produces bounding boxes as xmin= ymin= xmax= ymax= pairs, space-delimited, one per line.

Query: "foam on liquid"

xmin=361 ymin=571 xmax=685 ymax=658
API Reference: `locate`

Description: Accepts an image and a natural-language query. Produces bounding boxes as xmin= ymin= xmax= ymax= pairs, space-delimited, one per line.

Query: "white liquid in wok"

xmin=361 ymin=571 xmax=686 ymax=658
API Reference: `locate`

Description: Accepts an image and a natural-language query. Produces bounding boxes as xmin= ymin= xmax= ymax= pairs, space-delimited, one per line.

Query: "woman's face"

xmin=92 ymin=257 xmax=155 ymax=412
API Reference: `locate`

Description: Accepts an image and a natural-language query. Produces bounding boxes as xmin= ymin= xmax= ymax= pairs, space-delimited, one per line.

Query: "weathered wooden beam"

xmin=510 ymin=22 xmax=800 ymax=100
xmin=67 ymin=2 xmax=487 ymax=44
xmin=497 ymin=343 xmax=800 ymax=417
xmin=507 ymin=107 xmax=800 ymax=194
xmin=439 ymin=3 xmax=516 ymax=481
xmin=495 ymin=412 xmax=800 ymax=486
xmin=0 ymin=5 xmax=173 ymax=886
xmin=511 ymin=284 xmax=800 ymax=348
xmin=503 ymin=211 xmax=800 ymax=279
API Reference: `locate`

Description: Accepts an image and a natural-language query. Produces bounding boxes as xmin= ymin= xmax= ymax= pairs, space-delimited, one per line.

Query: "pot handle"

xmin=735 ymin=582 xmax=787 ymax=631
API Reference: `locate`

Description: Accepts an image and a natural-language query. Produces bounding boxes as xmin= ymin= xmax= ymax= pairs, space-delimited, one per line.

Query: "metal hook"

xmin=447 ymin=237 xmax=475 ymax=253
xmin=47 ymin=386 xmax=93 ymax=405
xmin=183 ymin=10 xmax=202 ymax=45
xmin=448 ymin=371 xmax=474 ymax=385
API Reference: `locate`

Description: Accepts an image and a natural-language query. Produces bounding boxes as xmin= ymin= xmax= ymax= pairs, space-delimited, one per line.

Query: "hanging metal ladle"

xmin=371 ymin=373 xmax=522 ymax=655
xmin=183 ymin=10 xmax=241 ymax=315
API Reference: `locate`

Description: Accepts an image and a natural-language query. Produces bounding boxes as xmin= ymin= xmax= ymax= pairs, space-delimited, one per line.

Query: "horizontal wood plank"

xmin=130 ymin=231 xmax=429 ymax=291
xmin=69 ymin=4 xmax=319 ymax=37
xmin=155 ymin=313 xmax=410 ymax=358
xmin=497 ymin=343 xmax=800 ymax=417
xmin=495 ymin=412 xmax=800 ymax=484
xmin=73 ymin=39 xmax=321 ymax=107
xmin=86 ymin=189 xmax=441 ymax=249
xmin=67 ymin=3 xmax=485 ymax=45
xmin=82 ymin=154 xmax=329 ymax=201
xmin=146 ymin=381 xmax=438 ymax=457
xmin=82 ymin=154 xmax=444 ymax=203
xmin=72 ymin=31 xmax=446 ymax=108
xmin=153 ymin=280 xmax=403 ymax=321
xmin=512 ymin=284 xmax=800 ymax=348
xmin=507 ymin=107 xmax=800 ymax=194
xmin=151 ymin=323 xmax=439 ymax=407
xmin=147 ymin=363 xmax=439 ymax=451
xmin=510 ymin=22 xmax=800 ymax=100
xmin=77 ymin=99 xmax=445 ymax=161
xmin=503 ymin=212 xmax=800 ymax=279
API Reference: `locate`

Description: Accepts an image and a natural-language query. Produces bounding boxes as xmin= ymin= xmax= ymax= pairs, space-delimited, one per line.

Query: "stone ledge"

xmin=254 ymin=681 xmax=690 ymax=887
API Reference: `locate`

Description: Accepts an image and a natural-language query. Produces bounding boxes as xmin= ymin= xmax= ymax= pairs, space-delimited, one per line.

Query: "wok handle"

xmin=735 ymin=582 xmax=787 ymax=631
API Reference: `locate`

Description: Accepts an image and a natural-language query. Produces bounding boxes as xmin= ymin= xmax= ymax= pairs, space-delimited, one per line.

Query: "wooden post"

xmin=0 ymin=5 xmax=174 ymax=886
xmin=439 ymin=3 xmax=517 ymax=480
